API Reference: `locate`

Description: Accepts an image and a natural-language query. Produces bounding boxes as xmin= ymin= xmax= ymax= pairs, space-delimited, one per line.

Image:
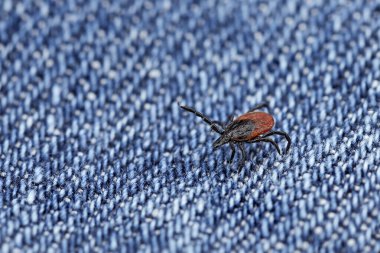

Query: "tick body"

xmin=231 ymin=112 xmax=274 ymax=141
xmin=179 ymin=102 xmax=291 ymax=172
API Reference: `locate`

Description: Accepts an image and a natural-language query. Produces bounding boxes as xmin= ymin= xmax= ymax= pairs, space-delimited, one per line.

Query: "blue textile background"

xmin=1 ymin=0 xmax=380 ymax=252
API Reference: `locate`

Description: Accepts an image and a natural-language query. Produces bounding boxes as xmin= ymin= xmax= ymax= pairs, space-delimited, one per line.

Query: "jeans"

xmin=1 ymin=0 xmax=380 ymax=252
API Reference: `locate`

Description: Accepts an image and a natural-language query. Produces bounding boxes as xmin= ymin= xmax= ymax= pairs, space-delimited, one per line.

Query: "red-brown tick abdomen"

xmin=235 ymin=112 xmax=275 ymax=140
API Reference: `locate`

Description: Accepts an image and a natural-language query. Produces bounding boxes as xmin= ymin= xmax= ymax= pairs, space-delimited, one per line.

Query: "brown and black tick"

xmin=179 ymin=102 xmax=291 ymax=172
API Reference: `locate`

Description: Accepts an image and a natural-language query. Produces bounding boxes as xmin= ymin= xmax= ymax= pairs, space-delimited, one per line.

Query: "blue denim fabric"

xmin=1 ymin=0 xmax=380 ymax=252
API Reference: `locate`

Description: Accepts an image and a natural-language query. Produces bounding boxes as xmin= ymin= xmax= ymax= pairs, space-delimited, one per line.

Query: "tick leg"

xmin=224 ymin=115 xmax=234 ymax=126
xmin=212 ymin=120 xmax=226 ymax=127
xmin=237 ymin=143 xmax=247 ymax=173
xmin=228 ymin=143 xmax=236 ymax=164
xmin=248 ymin=102 xmax=269 ymax=112
xmin=213 ymin=115 xmax=234 ymax=127
xmin=251 ymin=138 xmax=281 ymax=155
xmin=262 ymin=130 xmax=291 ymax=154
xmin=179 ymin=104 xmax=224 ymax=134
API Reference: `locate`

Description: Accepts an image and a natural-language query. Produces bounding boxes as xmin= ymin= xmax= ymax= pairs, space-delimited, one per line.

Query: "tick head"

xmin=213 ymin=134 xmax=230 ymax=149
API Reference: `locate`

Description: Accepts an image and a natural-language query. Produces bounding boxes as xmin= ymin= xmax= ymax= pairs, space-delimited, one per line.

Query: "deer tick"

xmin=179 ymin=102 xmax=291 ymax=172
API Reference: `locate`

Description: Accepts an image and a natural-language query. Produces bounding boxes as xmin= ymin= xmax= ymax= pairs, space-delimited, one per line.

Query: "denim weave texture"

xmin=1 ymin=0 xmax=380 ymax=252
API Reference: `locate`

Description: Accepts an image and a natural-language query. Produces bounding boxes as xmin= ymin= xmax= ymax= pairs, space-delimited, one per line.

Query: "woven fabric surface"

xmin=1 ymin=0 xmax=380 ymax=252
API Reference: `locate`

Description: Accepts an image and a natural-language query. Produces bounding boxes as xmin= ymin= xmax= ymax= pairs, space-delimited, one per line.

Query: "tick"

xmin=179 ymin=102 xmax=291 ymax=172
